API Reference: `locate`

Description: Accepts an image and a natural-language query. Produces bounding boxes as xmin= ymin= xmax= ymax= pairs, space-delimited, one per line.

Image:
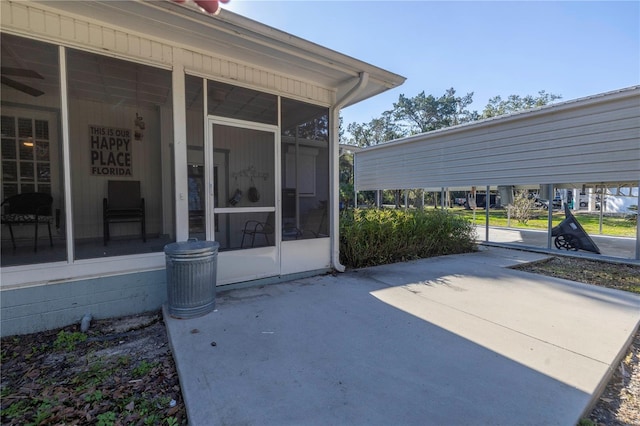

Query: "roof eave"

xmin=29 ymin=0 xmax=405 ymax=105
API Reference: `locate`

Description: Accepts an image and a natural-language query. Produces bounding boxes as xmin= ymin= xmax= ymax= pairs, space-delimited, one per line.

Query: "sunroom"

xmin=0 ymin=0 xmax=405 ymax=336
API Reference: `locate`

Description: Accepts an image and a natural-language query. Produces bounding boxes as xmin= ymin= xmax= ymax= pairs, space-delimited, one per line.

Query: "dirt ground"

xmin=1 ymin=255 xmax=638 ymax=425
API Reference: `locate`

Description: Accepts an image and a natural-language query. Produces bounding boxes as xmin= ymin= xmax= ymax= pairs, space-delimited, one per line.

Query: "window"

xmin=66 ymin=48 xmax=174 ymax=259
xmin=280 ymin=98 xmax=330 ymax=240
xmin=1 ymin=117 xmax=52 ymax=197
xmin=186 ymin=75 xmax=206 ymax=240
xmin=207 ymin=80 xmax=277 ymax=125
xmin=1 ymin=34 xmax=65 ymax=266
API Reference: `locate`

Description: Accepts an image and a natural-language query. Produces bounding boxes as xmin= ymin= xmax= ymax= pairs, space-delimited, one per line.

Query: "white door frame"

xmin=205 ymin=116 xmax=281 ymax=284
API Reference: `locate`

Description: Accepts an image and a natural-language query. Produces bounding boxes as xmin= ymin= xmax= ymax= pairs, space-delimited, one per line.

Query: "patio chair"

xmin=241 ymin=212 xmax=274 ymax=248
xmin=103 ymin=180 xmax=146 ymax=245
xmin=1 ymin=192 xmax=54 ymax=252
xmin=289 ymin=205 xmax=328 ymax=239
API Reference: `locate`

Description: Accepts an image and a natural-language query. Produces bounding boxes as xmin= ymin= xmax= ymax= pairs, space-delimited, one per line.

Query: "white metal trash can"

xmin=164 ymin=240 xmax=219 ymax=319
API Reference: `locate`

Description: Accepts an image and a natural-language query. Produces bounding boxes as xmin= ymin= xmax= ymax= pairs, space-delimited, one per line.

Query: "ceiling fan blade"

xmin=1 ymin=67 xmax=44 ymax=79
xmin=1 ymin=76 xmax=44 ymax=97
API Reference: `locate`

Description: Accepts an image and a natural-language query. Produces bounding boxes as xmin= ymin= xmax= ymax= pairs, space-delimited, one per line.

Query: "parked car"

xmin=535 ymin=197 xmax=562 ymax=210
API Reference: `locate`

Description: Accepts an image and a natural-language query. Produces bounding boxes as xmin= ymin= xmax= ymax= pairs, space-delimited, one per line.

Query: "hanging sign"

xmin=89 ymin=125 xmax=133 ymax=176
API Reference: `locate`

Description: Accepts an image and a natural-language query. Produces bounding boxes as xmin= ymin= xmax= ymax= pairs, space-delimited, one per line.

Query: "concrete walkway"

xmin=164 ymin=247 xmax=640 ymax=426
xmin=475 ymin=225 xmax=638 ymax=260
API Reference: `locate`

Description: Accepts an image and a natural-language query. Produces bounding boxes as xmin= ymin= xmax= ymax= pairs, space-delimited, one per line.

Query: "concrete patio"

xmin=164 ymin=247 xmax=640 ymax=426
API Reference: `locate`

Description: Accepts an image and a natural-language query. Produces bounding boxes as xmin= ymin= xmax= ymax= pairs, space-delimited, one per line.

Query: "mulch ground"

xmin=0 ymin=313 xmax=187 ymax=425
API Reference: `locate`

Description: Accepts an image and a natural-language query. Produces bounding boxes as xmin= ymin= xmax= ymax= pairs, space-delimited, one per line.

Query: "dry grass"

xmin=512 ymin=256 xmax=640 ymax=294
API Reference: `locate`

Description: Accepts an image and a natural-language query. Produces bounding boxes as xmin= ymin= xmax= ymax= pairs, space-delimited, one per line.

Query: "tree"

xmin=482 ymin=90 xmax=562 ymax=118
xmin=339 ymin=151 xmax=354 ymax=207
xmin=346 ymin=110 xmax=403 ymax=147
xmin=392 ymin=87 xmax=477 ymax=135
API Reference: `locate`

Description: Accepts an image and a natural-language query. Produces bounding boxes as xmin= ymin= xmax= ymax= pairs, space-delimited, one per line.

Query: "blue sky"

xmin=224 ymin=1 xmax=639 ymax=128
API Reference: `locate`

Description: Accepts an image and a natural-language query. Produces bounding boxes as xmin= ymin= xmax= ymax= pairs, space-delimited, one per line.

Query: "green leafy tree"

xmin=482 ymin=90 xmax=562 ymax=118
xmin=339 ymin=151 xmax=354 ymax=207
xmin=346 ymin=110 xmax=403 ymax=147
xmin=392 ymin=87 xmax=477 ymax=134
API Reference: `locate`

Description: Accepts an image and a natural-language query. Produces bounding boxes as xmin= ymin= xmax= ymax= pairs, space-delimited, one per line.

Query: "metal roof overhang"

xmin=31 ymin=0 xmax=406 ymax=106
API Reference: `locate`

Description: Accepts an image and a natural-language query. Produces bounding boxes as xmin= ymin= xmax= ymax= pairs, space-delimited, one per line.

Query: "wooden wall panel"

xmin=182 ymin=50 xmax=332 ymax=106
xmin=2 ymin=1 xmax=173 ymax=67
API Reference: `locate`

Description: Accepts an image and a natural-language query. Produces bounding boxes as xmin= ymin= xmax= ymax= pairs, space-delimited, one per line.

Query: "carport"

xmin=353 ymin=86 xmax=640 ymax=260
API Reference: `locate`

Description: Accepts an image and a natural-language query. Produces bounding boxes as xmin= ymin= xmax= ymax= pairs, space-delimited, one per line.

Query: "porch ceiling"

xmin=29 ymin=0 xmax=405 ymax=108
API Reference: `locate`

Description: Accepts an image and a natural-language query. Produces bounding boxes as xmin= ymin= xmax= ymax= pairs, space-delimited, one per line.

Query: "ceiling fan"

xmin=1 ymin=66 xmax=44 ymax=97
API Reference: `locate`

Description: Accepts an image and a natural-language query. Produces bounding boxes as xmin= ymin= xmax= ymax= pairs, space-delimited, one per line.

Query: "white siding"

xmin=355 ymin=88 xmax=640 ymax=190
xmin=1 ymin=1 xmax=334 ymax=106
xmin=2 ymin=1 xmax=173 ymax=66
xmin=182 ymin=50 xmax=332 ymax=105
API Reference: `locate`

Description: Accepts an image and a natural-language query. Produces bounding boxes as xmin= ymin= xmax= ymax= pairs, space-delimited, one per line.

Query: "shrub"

xmin=512 ymin=190 xmax=536 ymax=224
xmin=339 ymin=208 xmax=476 ymax=268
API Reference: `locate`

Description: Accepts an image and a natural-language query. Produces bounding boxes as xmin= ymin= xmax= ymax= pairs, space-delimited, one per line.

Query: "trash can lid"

xmin=164 ymin=240 xmax=219 ymax=256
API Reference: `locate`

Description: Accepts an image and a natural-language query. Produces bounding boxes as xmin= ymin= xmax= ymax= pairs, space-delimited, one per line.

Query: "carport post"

xmin=485 ymin=185 xmax=490 ymax=241
xmin=546 ymin=184 xmax=554 ymax=249
xmin=636 ymin=181 xmax=639 ymax=260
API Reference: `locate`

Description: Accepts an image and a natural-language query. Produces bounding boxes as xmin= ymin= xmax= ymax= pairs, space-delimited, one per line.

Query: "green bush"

xmin=340 ymin=208 xmax=476 ymax=268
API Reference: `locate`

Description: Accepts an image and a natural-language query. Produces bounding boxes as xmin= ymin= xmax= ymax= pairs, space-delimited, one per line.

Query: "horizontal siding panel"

xmin=2 ymin=1 xmax=173 ymax=66
xmin=356 ymin=89 xmax=640 ymax=191
xmin=379 ymin=134 xmax=638 ymax=174
xmin=386 ymin=109 xmax=639 ymax=161
xmin=89 ymin=23 xmax=103 ymax=46
xmin=399 ymin=135 xmax=638 ymax=172
xmin=372 ymin=100 xmax=639 ymax=157
xmin=183 ymin=49 xmax=332 ymax=105
xmin=102 ymin=27 xmax=116 ymax=51
xmin=360 ymin=141 xmax=640 ymax=178
xmin=44 ymin=11 xmax=60 ymax=35
xmin=75 ymin=20 xmax=90 ymax=44
xmin=360 ymin=155 xmax=637 ymax=185
xmin=359 ymin=160 xmax=640 ymax=190
xmin=358 ymin=147 xmax=640 ymax=187
xmin=115 ymin=30 xmax=128 ymax=52
xmin=29 ymin=7 xmax=46 ymax=32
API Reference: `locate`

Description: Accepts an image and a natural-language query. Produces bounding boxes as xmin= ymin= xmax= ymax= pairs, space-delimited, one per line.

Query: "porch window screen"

xmin=280 ymin=98 xmax=330 ymax=240
xmin=0 ymin=34 xmax=66 ymax=266
xmin=66 ymin=48 xmax=174 ymax=260
xmin=207 ymin=80 xmax=277 ymax=125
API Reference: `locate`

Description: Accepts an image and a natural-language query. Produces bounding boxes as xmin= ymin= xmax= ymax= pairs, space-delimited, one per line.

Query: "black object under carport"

xmin=552 ymin=205 xmax=601 ymax=254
